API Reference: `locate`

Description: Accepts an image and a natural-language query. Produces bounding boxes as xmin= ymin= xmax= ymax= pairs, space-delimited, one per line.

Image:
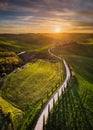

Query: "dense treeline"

xmin=0 ymin=51 xmax=17 ymax=57
xmin=0 ymin=51 xmax=21 ymax=77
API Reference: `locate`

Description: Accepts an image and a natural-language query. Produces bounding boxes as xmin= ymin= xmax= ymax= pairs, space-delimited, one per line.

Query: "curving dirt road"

xmin=34 ymin=48 xmax=71 ymax=130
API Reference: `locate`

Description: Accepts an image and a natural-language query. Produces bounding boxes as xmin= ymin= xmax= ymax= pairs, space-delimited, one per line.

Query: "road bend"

xmin=34 ymin=48 xmax=71 ymax=130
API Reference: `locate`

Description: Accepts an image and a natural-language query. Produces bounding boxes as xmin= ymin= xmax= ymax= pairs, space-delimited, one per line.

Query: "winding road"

xmin=34 ymin=48 xmax=71 ymax=130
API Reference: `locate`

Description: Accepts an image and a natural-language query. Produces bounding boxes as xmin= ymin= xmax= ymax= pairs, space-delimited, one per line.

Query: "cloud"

xmin=75 ymin=11 xmax=93 ymax=17
xmin=0 ymin=2 xmax=8 ymax=10
xmin=0 ymin=0 xmax=93 ymax=33
xmin=72 ymin=21 xmax=93 ymax=27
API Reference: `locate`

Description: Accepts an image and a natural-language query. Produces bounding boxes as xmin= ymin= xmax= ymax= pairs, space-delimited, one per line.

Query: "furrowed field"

xmin=45 ymin=39 xmax=93 ymax=130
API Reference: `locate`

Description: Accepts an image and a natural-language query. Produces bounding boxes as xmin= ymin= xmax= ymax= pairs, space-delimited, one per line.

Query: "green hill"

xmin=45 ymin=41 xmax=93 ymax=130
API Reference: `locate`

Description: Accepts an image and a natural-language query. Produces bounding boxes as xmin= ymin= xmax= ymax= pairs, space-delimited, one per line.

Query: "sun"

xmin=55 ymin=27 xmax=61 ymax=33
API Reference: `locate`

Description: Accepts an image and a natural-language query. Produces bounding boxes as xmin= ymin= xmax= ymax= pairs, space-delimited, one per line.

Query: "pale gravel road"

xmin=34 ymin=48 xmax=71 ymax=130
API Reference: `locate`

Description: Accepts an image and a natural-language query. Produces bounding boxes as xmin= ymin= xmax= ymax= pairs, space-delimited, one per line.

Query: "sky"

xmin=0 ymin=0 xmax=93 ymax=33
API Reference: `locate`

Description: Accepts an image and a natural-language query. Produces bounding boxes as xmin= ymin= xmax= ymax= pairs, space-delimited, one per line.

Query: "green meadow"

xmin=2 ymin=60 xmax=64 ymax=110
xmin=0 ymin=59 xmax=65 ymax=129
xmin=0 ymin=34 xmax=54 ymax=77
xmin=0 ymin=34 xmax=53 ymax=52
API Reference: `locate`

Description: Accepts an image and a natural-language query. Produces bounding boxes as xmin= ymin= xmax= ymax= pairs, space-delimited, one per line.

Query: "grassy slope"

xmin=0 ymin=34 xmax=54 ymax=52
xmin=0 ymin=33 xmax=93 ymax=52
xmin=0 ymin=34 xmax=53 ymax=76
xmin=1 ymin=59 xmax=65 ymax=129
xmin=2 ymin=60 xmax=62 ymax=110
xmin=0 ymin=40 xmax=50 ymax=53
xmin=45 ymin=41 xmax=93 ymax=130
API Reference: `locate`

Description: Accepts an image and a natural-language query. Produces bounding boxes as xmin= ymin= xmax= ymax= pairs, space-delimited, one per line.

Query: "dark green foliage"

xmin=0 ymin=107 xmax=14 ymax=130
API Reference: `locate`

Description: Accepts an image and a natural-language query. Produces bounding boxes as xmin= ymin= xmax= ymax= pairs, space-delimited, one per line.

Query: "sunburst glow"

xmin=55 ymin=27 xmax=61 ymax=33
